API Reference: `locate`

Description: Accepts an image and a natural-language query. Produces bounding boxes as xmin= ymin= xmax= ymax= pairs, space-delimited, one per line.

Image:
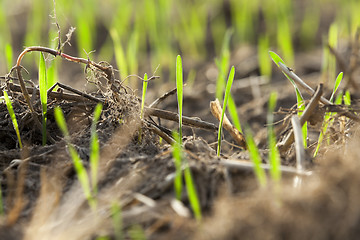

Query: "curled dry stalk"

xmin=6 ymin=46 xmax=119 ymax=143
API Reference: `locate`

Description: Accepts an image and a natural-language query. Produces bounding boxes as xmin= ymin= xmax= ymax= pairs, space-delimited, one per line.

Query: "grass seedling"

xmin=110 ymin=28 xmax=129 ymax=82
xmin=258 ymin=34 xmax=271 ymax=78
xmin=5 ymin=43 xmax=13 ymax=71
xmin=245 ymin=126 xmax=267 ymax=187
xmin=140 ymin=73 xmax=148 ymax=120
xmin=176 ymin=55 xmax=183 ymax=139
xmin=313 ymin=72 xmax=343 ymax=157
xmin=3 ymin=91 xmax=22 ymax=149
xmin=217 ymin=66 xmax=235 ymax=156
xmin=267 ymin=92 xmax=281 ymax=182
xmin=39 ymin=53 xmax=47 ymax=145
xmin=269 ymin=51 xmax=307 ymax=147
xmin=183 ymin=162 xmax=202 ymax=221
xmin=172 ymin=132 xmax=183 ymax=201
xmin=90 ymin=103 xmax=102 ymax=196
xmin=173 ymin=55 xmax=202 ymax=221
xmin=344 ymin=90 xmax=351 ymax=105
xmin=54 ymin=107 xmax=95 ymax=209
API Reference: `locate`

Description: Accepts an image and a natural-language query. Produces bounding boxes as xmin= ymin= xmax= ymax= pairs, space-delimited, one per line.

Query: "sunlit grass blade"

xmin=329 ymin=72 xmax=343 ymax=102
xmin=228 ymin=94 xmax=243 ymax=133
xmin=258 ymin=34 xmax=271 ymax=78
xmin=184 ymin=164 xmax=202 ymax=221
xmin=176 ymin=55 xmax=183 ymax=139
xmin=54 ymin=107 xmax=95 ymax=209
xmin=140 ymin=73 xmax=148 ymax=119
xmin=313 ymin=72 xmax=343 ymax=157
xmin=5 ymin=43 xmax=13 ymax=71
xmin=215 ymin=29 xmax=232 ymax=101
xmin=267 ymin=92 xmax=281 ymax=182
xmin=344 ymin=90 xmax=351 ymax=105
xmin=269 ymin=51 xmax=307 ymax=147
xmin=3 ymin=91 xmax=22 ymax=149
xmin=90 ymin=103 xmax=102 ymax=196
xmin=39 ymin=52 xmax=47 ymax=145
xmin=245 ymin=127 xmax=267 ymax=187
xmin=172 ymin=131 xmax=183 ymax=200
xmin=110 ymin=28 xmax=128 ymax=81
xmin=217 ymin=66 xmax=235 ymax=156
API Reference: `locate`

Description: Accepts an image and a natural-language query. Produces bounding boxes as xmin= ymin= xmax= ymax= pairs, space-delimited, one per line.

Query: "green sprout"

xmin=39 ymin=52 xmax=47 ymax=145
xmin=3 ymin=91 xmax=22 ymax=149
xmin=245 ymin=126 xmax=267 ymax=187
xmin=140 ymin=73 xmax=148 ymax=120
xmin=217 ymin=66 xmax=235 ymax=156
xmin=54 ymin=107 xmax=95 ymax=209
xmin=313 ymin=72 xmax=343 ymax=157
xmin=90 ymin=103 xmax=103 ymax=196
xmin=176 ymin=55 xmax=183 ymax=139
xmin=269 ymin=51 xmax=307 ymax=148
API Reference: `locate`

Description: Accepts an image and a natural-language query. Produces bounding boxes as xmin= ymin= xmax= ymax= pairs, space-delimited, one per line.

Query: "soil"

xmin=2 ymin=7 xmax=360 ymax=240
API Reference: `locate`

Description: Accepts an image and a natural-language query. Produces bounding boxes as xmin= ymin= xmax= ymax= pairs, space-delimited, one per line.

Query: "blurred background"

xmin=0 ymin=0 xmax=359 ymax=93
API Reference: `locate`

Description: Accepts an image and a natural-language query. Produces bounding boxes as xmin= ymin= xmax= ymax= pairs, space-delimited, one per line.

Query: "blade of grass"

xmin=39 ymin=52 xmax=47 ymax=145
xmin=54 ymin=107 xmax=95 ymax=209
xmin=217 ymin=66 xmax=235 ymax=156
xmin=140 ymin=73 xmax=148 ymax=120
xmin=172 ymin=131 xmax=183 ymax=200
xmin=90 ymin=103 xmax=102 ymax=196
xmin=313 ymin=72 xmax=343 ymax=157
xmin=3 ymin=91 xmax=22 ymax=149
xmin=245 ymin=126 xmax=267 ymax=187
xmin=176 ymin=55 xmax=183 ymax=140
xmin=184 ymin=163 xmax=202 ymax=221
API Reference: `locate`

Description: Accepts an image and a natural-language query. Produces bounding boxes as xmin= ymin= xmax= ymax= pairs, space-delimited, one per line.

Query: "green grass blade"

xmin=3 ymin=91 xmax=22 ymax=149
xmin=267 ymin=92 xmax=281 ymax=182
xmin=258 ymin=34 xmax=271 ymax=78
xmin=344 ymin=90 xmax=351 ymax=105
xmin=245 ymin=127 xmax=267 ymax=187
xmin=5 ymin=43 xmax=13 ymax=71
xmin=217 ymin=66 xmax=235 ymax=156
xmin=184 ymin=164 xmax=202 ymax=221
xmin=39 ymin=52 xmax=47 ymax=145
xmin=228 ymin=94 xmax=243 ymax=133
xmin=140 ymin=73 xmax=148 ymax=119
xmin=176 ymin=55 xmax=183 ymax=140
xmin=329 ymin=72 xmax=343 ymax=103
xmin=54 ymin=107 xmax=95 ymax=209
xmin=90 ymin=103 xmax=102 ymax=196
xmin=110 ymin=28 xmax=128 ymax=81
xmin=172 ymin=132 xmax=183 ymax=200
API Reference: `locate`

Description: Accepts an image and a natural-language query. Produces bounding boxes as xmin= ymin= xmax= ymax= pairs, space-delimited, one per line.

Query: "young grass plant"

xmin=173 ymin=55 xmax=202 ymax=221
xmin=54 ymin=107 xmax=96 ymax=209
xmin=313 ymin=72 xmax=343 ymax=157
xmin=269 ymin=51 xmax=307 ymax=148
xmin=140 ymin=73 xmax=148 ymax=120
xmin=39 ymin=53 xmax=47 ymax=145
xmin=3 ymin=91 xmax=22 ymax=149
xmin=217 ymin=66 xmax=235 ymax=156
xmin=90 ymin=103 xmax=102 ymax=196
xmin=245 ymin=126 xmax=267 ymax=188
